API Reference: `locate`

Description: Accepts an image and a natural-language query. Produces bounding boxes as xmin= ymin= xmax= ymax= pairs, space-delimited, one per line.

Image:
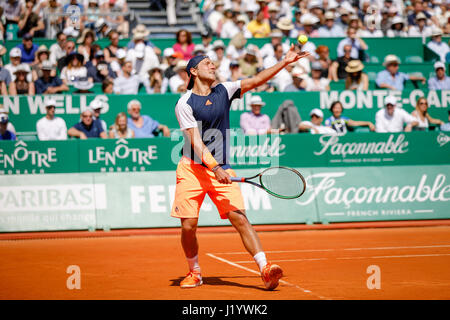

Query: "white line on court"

xmin=206 ymin=253 xmax=330 ymax=300
xmin=231 ymin=253 xmax=450 ymax=264
xmin=212 ymin=244 xmax=450 ymax=255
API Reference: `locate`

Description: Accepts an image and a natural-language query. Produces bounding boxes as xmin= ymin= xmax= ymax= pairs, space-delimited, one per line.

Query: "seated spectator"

xmin=344 ymin=60 xmax=368 ymax=91
xmin=299 ymin=108 xmax=336 ymax=134
xmin=207 ymin=1 xmax=225 ymax=35
xmin=228 ymin=60 xmax=244 ymax=82
xmin=109 ymin=112 xmax=135 ymax=138
xmin=375 ymin=96 xmax=419 ymax=133
xmin=318 ymin=11 xmax=345 ymax=37
xmin=68 ymin=108 xmax=107 ymax=139
xmin=103 ymin=29 xmax=122 ymax=64
xmin=45 ymin=0 xmax=64 ymax=39
xmin=126 ymin=40 xmax=160 ymax=81
xmin=358 ymin=16 xmax=383 ymax=38
xmin=408 ymin=12 xmax=432 ymax=37
xmin=267 ymin=1 xmax=280 ymax=30
xmin=110 ymin=48 xmax=127 ymax=78
xmin=304 ymin=62 xmax=330 ymax=91
xmin=76 ymin=28 xmax=96 ymax=63
xmin=283 ymin=67 xmax=307 ymax=92
xmin=103 ymin=0 xmax=129 ymax=38
xmin=386 ymin=16 xmax=408 ymax=37
xmin=410 ymin=97 xmax=444 ymax=131
xmin=315 ymin=45 xmax=332 ymax=79
xmin=407 ymin=0 xmax=437 ymax=26
xmin=102 ymin=78 xmax=114 ymax=93
xmin=2 ymin=0 xmax=23 ymax=26
xmin=35 ymin=60 xmax=69 ymax=94
xmin=210 ymin=40 xmax=231 ymax=82
xmin=113 ymin=61 xmax=141 ymax=94
xmin=239 ymin=46 xmax=262 ymax=78
xmin=9 ymin=64 xmax=35 ymax=95
xmin=428 ymin=62 xmax=450 ymax=90
xmin=5 ymin=48 xmax=31 ymax=82
xmin=299 ymin=14 xmax=320 ymax=38
xmin=235 ymin=14 xmax=253 ymax=39
xmin=145 ymin=66 xmax=168 ymax=94
xmin=376 ymin=55 xmax=426 ymax=90
xmin=0 ymin=113 xmax=16 ymax=140
xmin=16 ymin=34 xmax=39 ymax=64
xmin=89 ymin=99 xmax=107 ymax=132
xmin=200 ymin=30 xmax=214 ymax=54
xmin=169 ymin=60 xmax=189 ymax=93
xmin=263 ymin=43 xmax=292 ymax=92
xmin=56 ymin=40 xmax=76 ymax=72
xmin=226 ymin=32 xmax=247 ymax=61
xmin=276 ymin=16 xmax=298 ymax=39
xmin=0 ymin=60 xmax=12 ymax=88
xmin=0 ymin=104 xmax=16 ymax=134
xmin=60 ymin=52 xmax=89 ymax=85
xmin=259 ymin=29 xmax=289 ymax=60
xmin=220 ymin=9 xmax=241 ymax=39
xmin=31 ymin=45 xmax=52 ymax=81
xmin=17 ymin=0 xmax=45 ymax=38
xmin=336 ymin=27 xmax=368 ymax=61
xmin=240 ymin=95 xmax=275 ymax=135
xmin=247 ymin=9 xmax=271 ymax=38
xmin=36 ymin=98 xmax=68 ymax=140
xmin=440 ymin=111 xmax=450 ymax=132
xmin=329 ymin=44 xmax=353 ymax=81
xmin=162 ymin=48 xmax=183 ymax=80
xmin=72 ymin=77 xmax=94 ymax=94
xmin=324 ymin=101 xmax=375 ymax=134
xmin=427 ymin=28 xmax=450 ymax=62
xmin=86 ymin=50 xmax=116 ymax=83
xmin=126 ymin=99 xmax=170 ymax=138
xmin=173 ymin=29 xmax=195 ymax=61
xmin=127 ymin=24 xmax=160 ymax=57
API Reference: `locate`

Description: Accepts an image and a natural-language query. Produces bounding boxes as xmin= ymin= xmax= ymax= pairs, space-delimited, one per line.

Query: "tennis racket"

xmin=231 ymin=166 xmax=306 ymax=199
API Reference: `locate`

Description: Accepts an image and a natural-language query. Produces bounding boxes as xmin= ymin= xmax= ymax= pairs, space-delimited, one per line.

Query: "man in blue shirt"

xmin=376 ymin=54 xmax=426 ymax=90
xmin=428 ymin=62 xmax=450 ymax=90
xmin=0 ymin=114 xmax=16 ymax=140
xmin=68 ymin=108 xmax=107 ymax=139
xmin=35 ymin=60 xmax=69 ymax=94
xmin=126 ymin=99 xmax=170 ymax=138
xmin=16 ymin=33 xmax=39 ymax=64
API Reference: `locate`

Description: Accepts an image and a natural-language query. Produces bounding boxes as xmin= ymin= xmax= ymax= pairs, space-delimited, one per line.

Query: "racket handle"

xmin=231 ymin=177 xmax=245 ymax=182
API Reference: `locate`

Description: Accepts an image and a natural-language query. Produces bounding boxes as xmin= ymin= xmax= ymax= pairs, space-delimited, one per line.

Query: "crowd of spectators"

xmin=0 ymin=0 xmax=450 ymax=141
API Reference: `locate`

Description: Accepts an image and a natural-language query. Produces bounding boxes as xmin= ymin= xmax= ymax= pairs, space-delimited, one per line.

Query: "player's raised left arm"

xmin=241 ymin=44 xmax=310 ymax=95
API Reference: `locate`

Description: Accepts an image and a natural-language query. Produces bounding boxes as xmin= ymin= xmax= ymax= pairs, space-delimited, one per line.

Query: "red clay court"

xmin=1 ymin=222 xmax=450 ymax=300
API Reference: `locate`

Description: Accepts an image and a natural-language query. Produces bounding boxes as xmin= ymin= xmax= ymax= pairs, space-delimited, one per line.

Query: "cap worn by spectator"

xmin=236 ymin=15 xmax=247 ymax=23
xmin=193 ymin=44 xmax=206 ymax=55
xmin=308 ymin=0 xmax=322 ymax=10
xmin=116 ymin=48 xmax=127 ymax=60
xmin=310 ymin=108 xmax=324 ymax=118
xmin=175 ymin=59 xmax=189 ymax=72
xmin=267 ymin=2 xmax=280 ymax=12
xmin=311 ymin=62 xmax=322 ymax=70
xmin=41 ymin=60 xmax=55 ymax=71
xmin=300 ymin=13 xmax=320 ymax=26
xmin=212 ymin=40 xmax=226 ymax=50
xmin=324 ymin=11 xmax=335 ymax=20
xmin=45 ymin=98 xmax=57 ymax=108
xmin=134 ymin=43 xmax=146 ymax=59
xmin=431 ymin=28 xmax=443 ymax=37
xmin=95 ymin=18 xmax=108 ymax=32
xmin=415 ymin=12 xmax=427 ymax=21
xmin=10 ymin=47 xmax=22 ymax=58
xmin=14 ymin=63 xmax=31 ymax=75
xmin=391 ymin=16 xmax=404 ymax=26
xmin=384 ymin=96 xmax=398 ymax=107
xmin=270 ymin=29 xmax=283 ymax=38
xmin=0 ymin=113 xmax=9 ymax=123
xmin=276 ymin=17 xmax=294 ymax=31
xmin=383 ymin=54 xmax=400 ymax=66
xmin=292 ymin=66 xmax=307 ymax=79
xmin=249 ymin=95 xmax=266 ymax=106
xmin=345 ymin=60 xmax=364 ymax=73
xmin=36 ymin=45 xmax=50 ymax=57
xmin=89 ymin=99 xmax=104 ymax=110
xmin=434 ymin=61 xmax=446 ymax=71
xmin=74 ymin=77 xmax=94 ymax=90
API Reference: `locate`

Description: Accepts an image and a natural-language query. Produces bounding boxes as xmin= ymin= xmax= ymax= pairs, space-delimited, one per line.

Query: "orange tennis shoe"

xmin=261 ymin=263 xmax=283 ymax=290
xmin=180 ymin=271 xmax=203 ymax=288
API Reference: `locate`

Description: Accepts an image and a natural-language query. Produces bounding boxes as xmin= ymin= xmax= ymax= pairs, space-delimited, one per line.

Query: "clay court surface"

xmin=1 ymin=224 xmax=450 ymax=300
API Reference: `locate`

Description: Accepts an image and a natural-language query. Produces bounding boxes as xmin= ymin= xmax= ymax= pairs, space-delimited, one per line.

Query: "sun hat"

xmin=310 ymin=108 xmax=324 ymax=118
xmin=249 ymin=95 xmax=266 ymax=106
xmin=345 ymin=60 xmax=364 ymax=73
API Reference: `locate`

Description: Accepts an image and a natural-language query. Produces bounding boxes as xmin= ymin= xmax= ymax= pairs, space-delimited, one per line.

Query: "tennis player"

xmin=171 ymin=44 xmax=310 ymax=290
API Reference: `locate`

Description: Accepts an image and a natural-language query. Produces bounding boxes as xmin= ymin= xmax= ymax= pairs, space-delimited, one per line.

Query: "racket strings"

xmin=259 ymin=168 xmax=305 ymax=199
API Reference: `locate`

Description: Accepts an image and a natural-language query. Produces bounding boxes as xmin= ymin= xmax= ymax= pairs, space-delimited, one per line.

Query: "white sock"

xmin=253 ymin=252 xmax=268 ymax=272
xmin=187 ymin=255 xmax=201 ymax=274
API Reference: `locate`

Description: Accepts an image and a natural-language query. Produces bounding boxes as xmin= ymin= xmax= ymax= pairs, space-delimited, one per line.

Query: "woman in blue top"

xmin=324 ymin=101 xmax=375 ymax=134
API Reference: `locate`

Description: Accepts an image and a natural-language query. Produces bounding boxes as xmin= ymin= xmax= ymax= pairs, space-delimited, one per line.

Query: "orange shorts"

xmin=171 ymin=156 xmax=245 ymax=219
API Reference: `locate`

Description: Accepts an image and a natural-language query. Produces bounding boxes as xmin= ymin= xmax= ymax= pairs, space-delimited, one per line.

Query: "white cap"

xmin=89 ymin=99 xmax=104 ymax=110
xmin=310 ymin=108 xmax=324 ymax=118
xmin=0 ymin=113 xmax=8 ymax=123
xmin=163 ymin=47 xmax=175 ymax=57
xmin=249 ymin=95 xmax=266 ymax=106
xmin=45 ymin=98 xmax=57 ymax=108
xmin=384 ymin=96 xmax=397 ymax=107
xmin=116 ymin=48 xmax=127 ymax=59
xmin=134 ymin=43 xmax=145 ymax=59
xmin=434 ymin=61 xmax=446 ymax=71
xmin=10 ymin=47 xmax=22 ymax=58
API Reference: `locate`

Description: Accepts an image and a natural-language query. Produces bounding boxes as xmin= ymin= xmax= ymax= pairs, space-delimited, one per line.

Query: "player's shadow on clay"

xmin=170 ymin=276 xmax=268 ymax=291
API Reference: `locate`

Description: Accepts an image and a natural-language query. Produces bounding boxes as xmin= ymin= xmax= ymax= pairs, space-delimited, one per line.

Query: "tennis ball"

xmin=298 ymin=35 xmax=308 ymax=45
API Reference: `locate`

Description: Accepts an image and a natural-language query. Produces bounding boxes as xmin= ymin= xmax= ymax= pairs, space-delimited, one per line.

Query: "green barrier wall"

xmin=1 ymin=132 xmax=449 ymax=174
xmin=2 ymin=90 xmax=449 ymax=134
xmin=0 ymin=165 xmax=449 ymax=232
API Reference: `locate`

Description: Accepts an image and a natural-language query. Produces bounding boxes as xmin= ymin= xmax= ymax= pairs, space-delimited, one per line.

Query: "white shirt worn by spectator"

xmin=169 ymin=74 xmax=186 ymax=93
xmin=408 ymin=25 xmax=432 ymax=38
xmin=259 ymin=42 xmax=290 ymax=60
xmin=113 ymin=74 xmax=141 ymax=94
xmin=126 ymin=46 xmax=160 ymax=81
xmin=220 ymin=21 xmax=240 ymax=39
xmin=304 ymin=77 xmax=330 ymax=91
xmin=427 ymin=40 xmax=450 ymax=62
xmin=358 ymin=29 xmax=383 ymax=38
xmin=300 ymin=121 xmax=337 ymax=134
xmin=226 ymin=45 xmax=246 ymax=61
xmin=262 ymin=55 xmax=292 ymax=92
xmin=207 ymin=10 xmax=224 ymax=33
xmin=49 ymin=43 xmax=66 ymax=66
xmin=375 ymin=108 xmax=417 ymax=133
xmin=36 ymin=117 xmax=68 ymax=140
